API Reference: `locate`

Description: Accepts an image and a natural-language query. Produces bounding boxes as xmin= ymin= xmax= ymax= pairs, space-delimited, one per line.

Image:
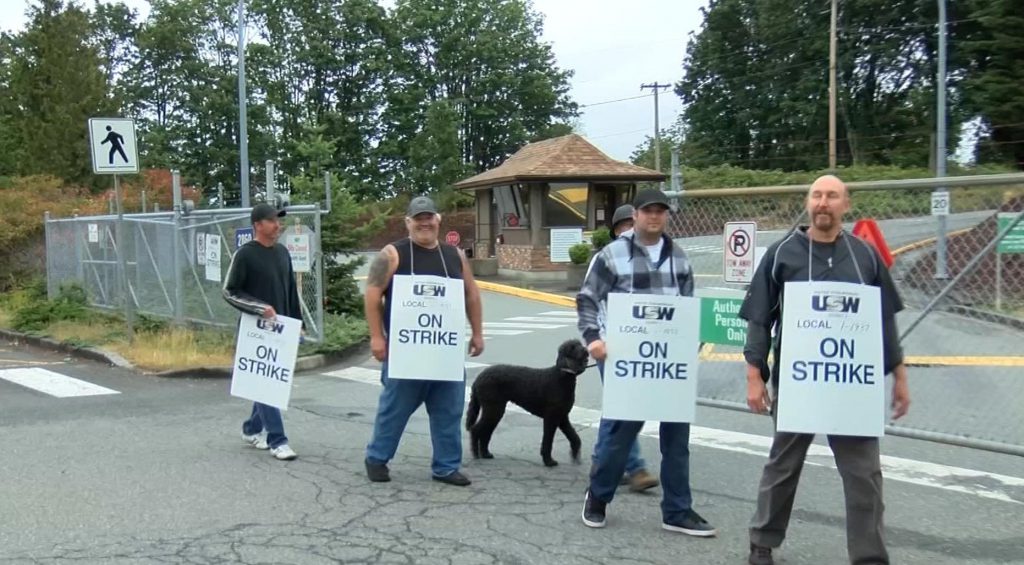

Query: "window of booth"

xmin=543 ymin=182 xmax=588 ymax=227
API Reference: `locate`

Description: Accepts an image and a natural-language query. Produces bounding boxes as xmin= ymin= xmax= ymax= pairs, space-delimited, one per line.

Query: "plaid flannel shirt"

xmin=576 ymin=232 xmax=694 ymax=345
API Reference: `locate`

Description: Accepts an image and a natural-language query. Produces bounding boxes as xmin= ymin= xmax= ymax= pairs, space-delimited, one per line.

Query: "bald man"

xmin=739 ymin=175 xmax=911 ymax=565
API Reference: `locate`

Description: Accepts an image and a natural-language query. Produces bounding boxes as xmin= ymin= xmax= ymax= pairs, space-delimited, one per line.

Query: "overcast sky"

xmin=1 ymin=0 xmax=704 ymax=161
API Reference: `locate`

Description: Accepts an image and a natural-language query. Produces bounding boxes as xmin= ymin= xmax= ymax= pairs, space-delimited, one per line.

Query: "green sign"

xmin=700 ymin=296 xmax=748 ymax=346
xmin=997 ymin=213 xmax=1024 ymax=255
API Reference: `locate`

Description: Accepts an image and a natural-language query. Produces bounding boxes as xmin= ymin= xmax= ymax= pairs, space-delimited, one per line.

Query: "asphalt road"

xmin=2 ymin=289 xmax=1022 ymax=565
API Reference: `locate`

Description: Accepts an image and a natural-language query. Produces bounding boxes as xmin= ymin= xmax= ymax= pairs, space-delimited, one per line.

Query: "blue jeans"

xmin=365 ymin=363 xmax=465 ymax=477
xmin=242 ymin=403 xmax=287 ymax=449
xmin=591 ymin=360 xmax=646 ymax=475
xmin=590 ymin=419 xmax=693 ymax=523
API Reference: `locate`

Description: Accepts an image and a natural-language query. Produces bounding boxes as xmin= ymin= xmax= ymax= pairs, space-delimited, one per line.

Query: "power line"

xmin=578 ymin=93 xmax=652 ymax=108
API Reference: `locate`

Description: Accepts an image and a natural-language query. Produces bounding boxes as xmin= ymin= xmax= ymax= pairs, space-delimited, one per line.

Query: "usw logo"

xmin=413 ymin=283 xmax=446 ymax=297
xmin=811 ymin=294 xmax=860 ymax=313
xmin=632 ymin=305 xmax=675 ymax=321
xmin=256 ymin=318 xmax=285 ymax=334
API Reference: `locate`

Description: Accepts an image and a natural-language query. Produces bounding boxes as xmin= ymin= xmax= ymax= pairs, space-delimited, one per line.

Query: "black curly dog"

xmin=465 ymin=340 xmax=591 ymax=467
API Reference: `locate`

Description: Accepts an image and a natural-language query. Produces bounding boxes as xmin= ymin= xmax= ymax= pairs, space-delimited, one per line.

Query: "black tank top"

xmin=383 ymin=238 xmax=463 ymax=334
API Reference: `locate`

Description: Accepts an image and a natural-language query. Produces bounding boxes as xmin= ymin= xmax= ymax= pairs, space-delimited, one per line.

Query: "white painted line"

xmin=324 ymin=367 xmax=1024 ymax=505
xmin=480 ymin=329 xmax=531 ymax=336
xmin=0 ymin=368 xmax=120 ymax=398
xmin=483 ymin=322 xmax=568 ymax=329
xmin=537 ymin=311 xmax=577 ymax=317
xmin=505 ymin=316 xmax=579 ymax=323
xmin=465 ymin=362 xmax=491 ymax=369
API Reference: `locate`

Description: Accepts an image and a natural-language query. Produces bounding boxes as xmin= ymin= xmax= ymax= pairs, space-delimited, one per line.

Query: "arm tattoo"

xmin=367 ymin=251 xmax=391 ymax=288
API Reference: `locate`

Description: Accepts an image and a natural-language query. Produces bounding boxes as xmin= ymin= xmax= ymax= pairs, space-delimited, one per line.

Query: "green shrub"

xmin=11 ymin=281 xmax=89 ymax=332
xmin=301 ymin=313 xmax=369 ymax=356
xmin=568 ymin=243 xmax=592 ymax=265
xmin=591 ymin=227 xmax=612 ymax=250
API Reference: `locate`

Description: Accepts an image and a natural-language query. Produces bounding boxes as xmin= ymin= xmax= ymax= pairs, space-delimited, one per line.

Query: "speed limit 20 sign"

xmin=724 ymin=221 xmax=757 ymax=284
xmin=931 ymin=191 xmax=950 ymax=216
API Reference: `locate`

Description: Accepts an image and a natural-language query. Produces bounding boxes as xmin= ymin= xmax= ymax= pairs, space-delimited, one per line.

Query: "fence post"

xmin=44 ymin=211 xmax=54 ymax=300
xmin=73 ymin=213 xmax=84 ymax=287
xmin=172 ymin=170 xmax=184 ymax=323
xmin=315 ymin=204 xmax=325 ymax=342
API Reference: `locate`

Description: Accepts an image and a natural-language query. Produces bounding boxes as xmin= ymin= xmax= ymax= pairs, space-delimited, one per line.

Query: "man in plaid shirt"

xmin=576 ymin=188 xmax=716 ymax=537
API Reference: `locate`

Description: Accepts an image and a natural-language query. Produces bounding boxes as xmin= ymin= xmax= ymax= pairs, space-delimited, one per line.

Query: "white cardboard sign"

xmin=602 ymin=293 xmax=701 ymax=422
xmin=230 ymin=314 xmax=302 ymax=410
xmin=777 ymin=281 xmax=885 ymax=437
xmin=387 ymin=275 xmax=466 ymax=381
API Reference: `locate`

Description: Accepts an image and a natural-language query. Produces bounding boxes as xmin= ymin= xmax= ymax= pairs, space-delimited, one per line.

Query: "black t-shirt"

xmin=222 ymin=240 xmax=302 ymax=320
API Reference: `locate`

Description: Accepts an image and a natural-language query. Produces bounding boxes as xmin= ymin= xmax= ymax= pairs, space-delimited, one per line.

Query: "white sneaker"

xmin=242 ymin=431 xmax=269 ymax=450
xmin=270 ymin=444 xmax=297 ymax=461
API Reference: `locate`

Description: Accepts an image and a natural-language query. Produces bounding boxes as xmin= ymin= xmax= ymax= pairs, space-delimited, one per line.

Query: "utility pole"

xmin=237 ymin=0 xmax=250 ymax=208
xmin=828 ymin=0 xmax=838 ymax=170
xmin=935 ymin=0 xmax=949 ymax=279
xmin=640 ymin=82 xmax=672 ymax=182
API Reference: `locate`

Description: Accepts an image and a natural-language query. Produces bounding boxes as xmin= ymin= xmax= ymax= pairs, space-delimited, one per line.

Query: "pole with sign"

xmin=88 ymin=118 xmax=139 ymax=340
xmin=932 ymin=191 xmax=950 ymax=279
xmin=724 ymin=221 xmax=757 ymax=284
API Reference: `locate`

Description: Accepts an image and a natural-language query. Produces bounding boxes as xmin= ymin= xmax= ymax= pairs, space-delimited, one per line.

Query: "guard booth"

xmin=454 ymin=134 xmax=665 ymax=279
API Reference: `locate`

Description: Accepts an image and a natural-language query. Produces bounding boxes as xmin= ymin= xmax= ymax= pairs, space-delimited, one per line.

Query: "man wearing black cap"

xmin=223 ymin=202 xmax=301 ymax=461
xmin=576 ymin=188 xmax=715 ymax=536
xmin=363 ymin=196 xmax=484 ymax=486
xmin=587 ymin=202 xmax=659 ymax=493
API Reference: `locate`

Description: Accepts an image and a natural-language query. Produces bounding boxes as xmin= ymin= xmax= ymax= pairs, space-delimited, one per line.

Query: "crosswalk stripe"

xmin=465 ymin=362 xmax=490 ymax=369
xmin=482 ymin=322 xmax=568 ymax=329
xmin=480 ymin=329 xmax=531 ymax=336
xmin=504 ymin=316 xmax=577 ymax=323
xmin=537 ymin=311 xmax=576 ymax=317
xmin=0 ymin=368 xmax=120 ymax=398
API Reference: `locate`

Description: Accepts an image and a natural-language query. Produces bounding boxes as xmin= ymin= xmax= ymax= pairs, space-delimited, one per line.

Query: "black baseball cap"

xmin=611 ymin=204 xmax=635 ymax=228
xmin=251 ymin=202 xmax=286 ymax=224
xmin=407 ymin=196 xmax=438 ymax=217
xmin=633 ymin=188 xmax=670 ymax=210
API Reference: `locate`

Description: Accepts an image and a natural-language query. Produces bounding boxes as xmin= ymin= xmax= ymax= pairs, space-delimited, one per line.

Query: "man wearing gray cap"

xmin=587 ymin=203 xmax=659 ymax=493
xmin=364 ymin=195 xmax=484 ymax=486
xmin=223 ymin=202 xmax=301 ymax=461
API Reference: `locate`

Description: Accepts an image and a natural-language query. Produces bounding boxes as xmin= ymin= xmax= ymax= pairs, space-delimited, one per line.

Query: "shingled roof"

xmin=454 ymin=134 xmax=666 ymax=190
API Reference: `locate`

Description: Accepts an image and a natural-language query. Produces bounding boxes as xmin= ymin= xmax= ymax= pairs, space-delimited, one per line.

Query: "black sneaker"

xmin=581 ymin=490 xmax=607 ymax=528
xmin=662 ymin=509 xmax=717 ymax=537
xmin=748 ymin=543 xmax=774 ymax=565
xmin=432 ymin=471 xmax=471 ymax=486
xmin=365 ymin=460 xmax=391 ymax=482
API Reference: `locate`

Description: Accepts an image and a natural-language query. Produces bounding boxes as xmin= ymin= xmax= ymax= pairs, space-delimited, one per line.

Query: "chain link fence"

xmin=664 ymin=173 xmax=1024 ymax=455
xmin=44 ymin=205 xmax=325 ymax=341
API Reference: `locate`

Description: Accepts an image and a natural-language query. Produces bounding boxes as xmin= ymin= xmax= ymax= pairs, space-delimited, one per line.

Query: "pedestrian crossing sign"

xmin=88 ymin=117 xmax=139 ymax=174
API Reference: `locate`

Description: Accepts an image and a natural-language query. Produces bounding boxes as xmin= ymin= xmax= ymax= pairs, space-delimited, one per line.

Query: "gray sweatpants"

xmin=749 ymin=430 xmax=888 ymax=565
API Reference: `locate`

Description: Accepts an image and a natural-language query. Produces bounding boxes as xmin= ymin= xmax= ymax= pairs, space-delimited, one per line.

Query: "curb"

xmin=1 ymin=327 xmax=370 ymax=378
xmin=475 ymin=280 xmax=575 ymax=308
xmin=0 ymin=328 xmax=136 ymax=370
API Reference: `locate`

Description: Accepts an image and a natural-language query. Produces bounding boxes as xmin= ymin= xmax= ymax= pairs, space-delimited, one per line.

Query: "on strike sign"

xmin=777 ymin=281 xmax=884 ymax=437
xmin=230 ymin=313 xmax=302 ymax=410
xmin=723 ymin=221 xmax=756 ymax=283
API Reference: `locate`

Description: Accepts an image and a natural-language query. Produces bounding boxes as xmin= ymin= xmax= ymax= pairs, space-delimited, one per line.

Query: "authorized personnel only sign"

xmin=724 ymin=221 xmax=757 ymax=283
xmin=602 ymin=293 xmax=701 ymax=422
xmin=230 ymin=314 xmax=302 ymax=410
xmin=777 ymin=281 xmax=884 ymax=437
xmin=387 ymin=275 xmax=466 ymax=381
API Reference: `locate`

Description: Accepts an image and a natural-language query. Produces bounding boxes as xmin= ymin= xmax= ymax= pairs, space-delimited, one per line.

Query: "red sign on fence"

xmin=445 ymin=231 xmax=461 ymax=246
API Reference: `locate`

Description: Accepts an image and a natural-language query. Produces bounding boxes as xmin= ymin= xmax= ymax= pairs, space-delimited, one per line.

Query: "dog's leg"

xmin=541 ymin=415 xmax=559 ymax=467
xmin=475 ymin=403 xmax=505 ymax=459
xmin=559 ymin=416 xmax=583 ymax=464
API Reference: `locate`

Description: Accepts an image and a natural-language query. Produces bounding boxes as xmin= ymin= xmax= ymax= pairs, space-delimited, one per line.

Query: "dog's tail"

xmin=465 ymin=391 xmax=480 ymax=431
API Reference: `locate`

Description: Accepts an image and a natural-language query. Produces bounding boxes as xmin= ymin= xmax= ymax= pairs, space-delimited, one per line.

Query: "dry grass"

xmin=108 ymin=328 xmax=234 ymax=372
xmin=47 ymin=319 xmax=123 ymax=345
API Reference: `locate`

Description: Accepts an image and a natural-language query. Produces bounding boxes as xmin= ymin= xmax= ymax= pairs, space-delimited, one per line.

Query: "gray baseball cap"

xmin=407 ymin=196 xmax=438 ymax=217
xmin=611 ymin=204 xmax=635 ymax=229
